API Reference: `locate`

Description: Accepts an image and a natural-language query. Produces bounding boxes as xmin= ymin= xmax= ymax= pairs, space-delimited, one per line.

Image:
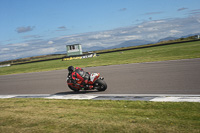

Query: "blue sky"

xmin=0 ymin=0 xmax=200 ymax=61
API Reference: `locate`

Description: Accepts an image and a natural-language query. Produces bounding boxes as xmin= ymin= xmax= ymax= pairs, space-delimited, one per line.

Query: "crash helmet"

xmin=68 ymin=66 xmax=74 ymax=72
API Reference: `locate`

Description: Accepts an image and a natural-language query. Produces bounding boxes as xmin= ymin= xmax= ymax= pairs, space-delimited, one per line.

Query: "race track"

xmin=0 ymin=58 xmax=200 ymax=95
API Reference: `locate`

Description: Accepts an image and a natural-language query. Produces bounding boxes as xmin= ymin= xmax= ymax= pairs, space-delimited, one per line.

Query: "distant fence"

xmin=11 ymin=57 xmax=64 ymax=65
xmin=62 ymin=53 xmax=96 ymax=61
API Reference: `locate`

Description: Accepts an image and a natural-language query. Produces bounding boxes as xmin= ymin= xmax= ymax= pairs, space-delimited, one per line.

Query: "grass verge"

xmin=0 ymin=41 xmax=200 ymax=75
xmin=0 ymin=99 xmax=199 ymax=133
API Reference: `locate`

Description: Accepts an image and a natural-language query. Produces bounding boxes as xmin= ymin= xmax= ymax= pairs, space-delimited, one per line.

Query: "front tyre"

xmin=94 ymin=79 xmax=107 ymax=91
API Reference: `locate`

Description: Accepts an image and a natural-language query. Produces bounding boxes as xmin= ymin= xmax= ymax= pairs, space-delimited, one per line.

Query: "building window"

xmin=69 ymin=45 xmax=75 ymax=50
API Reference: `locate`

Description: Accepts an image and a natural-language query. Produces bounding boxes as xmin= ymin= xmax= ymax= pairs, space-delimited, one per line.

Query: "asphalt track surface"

xmin=0 ymin=58 xmax=200 ymax=95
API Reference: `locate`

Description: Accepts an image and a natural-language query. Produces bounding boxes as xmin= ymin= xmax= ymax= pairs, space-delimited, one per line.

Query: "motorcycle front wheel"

xmin=94 ymin=79 xmax=107 ymax=91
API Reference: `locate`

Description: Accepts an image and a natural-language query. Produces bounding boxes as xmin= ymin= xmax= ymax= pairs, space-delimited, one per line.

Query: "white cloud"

xmin=1 ymin=48 xmax=10 ymax=51
xmin=48 ymin=41 xmax=54 ymax=44
xmin=38 ymin=47 xmax=58 ymax=54
xmin=147 ymin=33 xmax=160 ymax=39
xmin=124 ymin=35 xmax=142 ymax=40
xmin=196 ymin=18 xmax=200 ymax=23
xmin=9 ymin=43 xmax=29 ymax=47
xmin=170 ymin=30 xmax=182 ymax=33
xmin=88 ymin=34 xmax=111 ymax=40
xmin=65 ymin=38 xmax=77 ymax=44
xmin=84 ymin=42 xmax=103 ymax=47
xmin=148 ymin=20 xmax=165 ymax=24
xmin=138 ymin=25 xmax=143 ymax=28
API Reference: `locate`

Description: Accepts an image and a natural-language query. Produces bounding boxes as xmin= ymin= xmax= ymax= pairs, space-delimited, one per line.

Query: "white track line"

xmin=46 ymin=95 xmax=98 ymax=100
xmin=0 ymin=94 xmax=200 ymax=102
xmin=150 ymin=96 xmax=200 ymax=102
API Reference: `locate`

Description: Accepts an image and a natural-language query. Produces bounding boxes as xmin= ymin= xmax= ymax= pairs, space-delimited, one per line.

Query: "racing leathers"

xmin=70 ymin=67 xmax=90 ymax=88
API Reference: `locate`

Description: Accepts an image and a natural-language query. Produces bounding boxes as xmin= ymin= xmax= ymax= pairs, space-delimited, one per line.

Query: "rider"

xmin=68 ymin=66 xmax=90 ymax=88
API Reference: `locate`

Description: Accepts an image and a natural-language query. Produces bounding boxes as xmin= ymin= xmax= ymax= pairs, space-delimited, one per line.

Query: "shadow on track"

xmin=54 ymin=90 xmax=99 ymax=95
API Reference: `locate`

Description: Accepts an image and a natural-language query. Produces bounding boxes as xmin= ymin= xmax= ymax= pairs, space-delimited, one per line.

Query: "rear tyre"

xmin=94 ymin=79 xmax=107 ymax=91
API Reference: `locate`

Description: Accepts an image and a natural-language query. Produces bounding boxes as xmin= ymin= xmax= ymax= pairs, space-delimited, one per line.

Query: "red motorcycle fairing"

xmin=67 ymin=80 xmax=79 ymax=90
xmin=88 ymin=73 xmax=100 ymax=84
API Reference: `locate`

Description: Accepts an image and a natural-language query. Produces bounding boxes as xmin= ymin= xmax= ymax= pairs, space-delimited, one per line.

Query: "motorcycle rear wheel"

xmin=94 ymin=79 xmax=107 ymax=91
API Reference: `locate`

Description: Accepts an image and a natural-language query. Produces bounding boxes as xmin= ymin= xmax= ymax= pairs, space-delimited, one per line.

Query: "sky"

xmin=0 ymin=0 xmax=200 ymax=61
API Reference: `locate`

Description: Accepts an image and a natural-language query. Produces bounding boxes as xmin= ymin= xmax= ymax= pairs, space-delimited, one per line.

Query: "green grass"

xmin=0 ymin=99 xmax=199 ymax=133
xmin=1 ymin=41 xmax=200 ymax=75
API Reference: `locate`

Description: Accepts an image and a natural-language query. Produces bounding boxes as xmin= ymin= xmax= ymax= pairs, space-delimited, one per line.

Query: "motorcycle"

xmin=67 ymin=72 xmax=107 ymax=92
